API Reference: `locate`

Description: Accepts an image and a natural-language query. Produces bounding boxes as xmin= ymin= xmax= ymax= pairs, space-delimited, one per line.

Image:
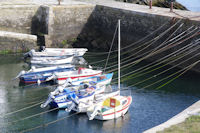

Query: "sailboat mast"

xmin=118 ymin=19 xmax=120 ymax=91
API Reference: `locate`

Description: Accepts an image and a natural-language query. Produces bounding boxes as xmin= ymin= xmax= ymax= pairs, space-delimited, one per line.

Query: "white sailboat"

xmin=87 ymin=20 xmax=132 ymax=120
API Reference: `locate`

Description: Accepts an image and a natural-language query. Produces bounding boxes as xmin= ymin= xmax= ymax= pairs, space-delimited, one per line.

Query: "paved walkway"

xmin=144 ymin=100 xmax=200 ymax=133
xmin=1 ymin=0 xmax=200 ymax=22
xmin=74 ymin=0 xmax=200 ymax=21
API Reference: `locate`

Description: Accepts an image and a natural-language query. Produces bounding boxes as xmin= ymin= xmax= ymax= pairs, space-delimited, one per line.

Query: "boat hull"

xmin=56 ymin=72 xmax=102 ymax=85
xmin=87 ymin=96 xmax=132 ymax=120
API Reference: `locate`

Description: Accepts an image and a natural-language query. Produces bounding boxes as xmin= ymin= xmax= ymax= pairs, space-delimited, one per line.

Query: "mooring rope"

xmin=104 ymin=22 xmax=187 ymax=68
xmin=141 ymin=60 xmax=200 ymax=89
xmin=120 ymin=59 xmax=200 ymax=91
xmin=119 ymin=51 xmax=200 ymax=87
xmin=5 ymin=107 xmax=59 ymax=126
xmin=0 ymin=102 xmax=44 ymax=119
xmin=88 ymin=19 xmax=182 ymax=65
xmin=106 ymin=29 xmax=200 ymax=73
xmin=104 ymin=22 xmax=118 ymax=73
xmin=85 ymin=19 xmax=171 ymax=55
xmin=97 ymin=25 xmax=198 ymax=68
xmin=20 ymin=112 xmax=80 ymax=133
xmin=112 ymin=39 xmax=200 ymax=82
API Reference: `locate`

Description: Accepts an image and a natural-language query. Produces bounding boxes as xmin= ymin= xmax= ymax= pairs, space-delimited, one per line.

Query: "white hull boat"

xmin=73 ymin=90 xmax=120 ymax=113
xmin=87 ymin=95 xmax=132 ymax=120
xmin=31 ymin=56 xmax=74 ymax=66
xmin=53 ymin=68 xmax=102 ymax=84
xmin=16 ymin=65 xmax=74 ymax=84
xmin=41 ymin=82 xmax=106 ymax=109
xmin=26 ymin=48 xmax=87 ymax=57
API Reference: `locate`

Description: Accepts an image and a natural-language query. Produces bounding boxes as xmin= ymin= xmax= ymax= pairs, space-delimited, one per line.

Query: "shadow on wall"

xmin=72 ymin=5 xmax=172 ymax=52
xmin=31 ymin=6 xmax=49 ymax=47
xmin=71 ymin=5 xmax=200 ymax=72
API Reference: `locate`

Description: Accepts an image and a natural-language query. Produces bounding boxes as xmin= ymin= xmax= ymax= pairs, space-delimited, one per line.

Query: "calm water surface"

xmin=0 ymin=55 xmax=199 ymax=133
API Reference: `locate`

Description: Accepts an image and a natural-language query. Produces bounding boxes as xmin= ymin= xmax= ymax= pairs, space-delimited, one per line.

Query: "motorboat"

xmin=40 ymin=82 xmax=105 ymax=109
xmin=46 ymin=67 xmax=102 ymax=84
xmin=30 ymin=56 xmax=74 ymax=66
xmin=16 ymin=65 xmax=75 ymax=84
xmin=25 ymin=48 xmax=88 ymax=57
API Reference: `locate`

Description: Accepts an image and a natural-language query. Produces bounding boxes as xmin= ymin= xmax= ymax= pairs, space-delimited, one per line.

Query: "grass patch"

xmin=158 ymin=115 xmax=200 ymax=133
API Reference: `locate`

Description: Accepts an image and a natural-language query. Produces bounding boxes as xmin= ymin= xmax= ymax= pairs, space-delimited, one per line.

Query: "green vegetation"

xmin=0 ymin=50 xmax=13 ymax=54
xmin=158 ymin=115 xmax=200 ymax=133
xmin=61 ymin=40 xmax=68 ymax=46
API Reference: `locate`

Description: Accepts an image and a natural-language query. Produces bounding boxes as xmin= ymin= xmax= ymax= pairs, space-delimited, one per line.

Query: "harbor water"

xmin=0 ymin=55 xmax=200 ymax=133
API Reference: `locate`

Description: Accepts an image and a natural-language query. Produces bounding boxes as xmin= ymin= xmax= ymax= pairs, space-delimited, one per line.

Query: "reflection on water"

xmin=0 ymin=55 xmax=199 ymax=133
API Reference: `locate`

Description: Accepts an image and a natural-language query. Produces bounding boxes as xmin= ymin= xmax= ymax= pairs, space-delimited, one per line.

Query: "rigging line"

xmin=90 ymin=25 xmax=197 ymax=66
xmin=154 ymin=65 xmax=198 ymax=90
xmin=107 ymin=30 xmax=200 ymax=73
xmin=88 ymin=20 xmax=182 ymax=64
xmin=166 ymin=26 xmax=195 ymax=44
xmin=104 ymin=22 xmax=118 ymax=73
xmin=5 ymin=107 xmax=59 ymax=126
xmin=0 ymin=101 xmax=44 ymax=118
xmin=145 ymin=23 xmax=184 ymax=55
xmin=164 ymin=27 xmax=199 ymax=47
xmin=20 ymin=112 xmax=80 ymax=133
xmin=111 ymin=44 xmax=199 ymax=84
xmin=123 ymin=51 xmax=200 ymax=87
xmin=86 ymin=19 xmax=172 ymax=55
xmin=88 ymin=38 xmax=155 ymax=65
xmin=121 ymin=44 xmax=200 ymax=83
xmin=142 ymin=60 xmax=200 ymax=89
xmin=112 ymin=40 xmax=200 ymax=81
xmin=120 ymin=59 xmax=200 ymax=91
xmin=105 ymin=22 xmax=187 ymax=68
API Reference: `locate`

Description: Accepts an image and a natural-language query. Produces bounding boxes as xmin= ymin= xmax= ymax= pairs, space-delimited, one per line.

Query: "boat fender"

xmin=31 ymin=66 xmax=36 ymax=71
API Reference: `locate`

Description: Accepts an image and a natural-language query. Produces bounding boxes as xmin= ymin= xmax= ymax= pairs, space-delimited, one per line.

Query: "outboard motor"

xmin=65 ymin=93 xmax=79 ymax=112
xmin=39 ymin=46 xmax=46 ymax=52
xmin=89 ymin=105 xmax=101 ymax=120
xmin=23 ymin=49 xmax=35 ymax=58
xmin=40 ymin=95 xmax=52 ymax=108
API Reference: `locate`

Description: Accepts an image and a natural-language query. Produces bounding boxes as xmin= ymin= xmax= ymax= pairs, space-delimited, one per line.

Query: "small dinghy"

xmin=30 ymin=56 xmax=74 ymax=66
xmin=16 ymin=65 xmax=75 ymax=84
xmin=46 ymin=67 xmax=102 ymax=84
xmin=25 ymin=48 xmax=88 ymax=57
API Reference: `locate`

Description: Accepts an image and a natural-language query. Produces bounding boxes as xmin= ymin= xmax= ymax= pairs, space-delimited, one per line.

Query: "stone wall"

xmin=45 ymin=4 xmax=95 ymax=47
xmin=0 ymin=31 xmax=37 ymax=53
xmin=0 ymin=5 xmax=40 ymax=34
xmin=74 ymin=5 xmax=200 ymax=51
